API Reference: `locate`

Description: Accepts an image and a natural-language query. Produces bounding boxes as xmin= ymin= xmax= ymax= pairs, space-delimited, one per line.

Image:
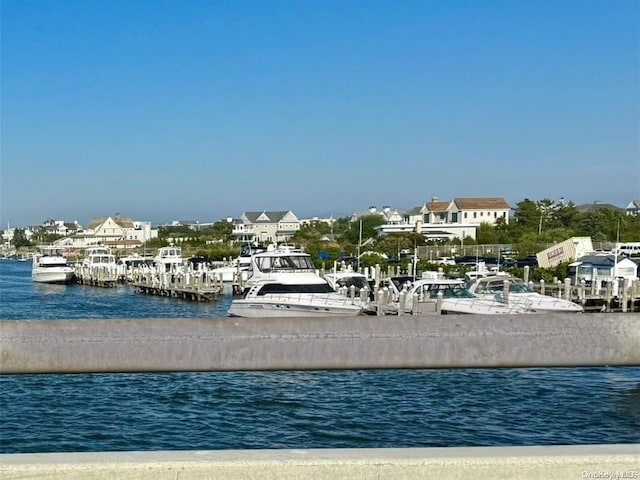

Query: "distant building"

xmin=53 ymin=214 xmax=157 ymax=251
xmin=575 ymin=201 xmax=624 ymax=213
xmin=232 ymin=211 xmax=301 ymax=243
xmin=371 ymin=197 xmax=510 ymax=241
xmin=625 ymin=200 xmax=640 ymax=216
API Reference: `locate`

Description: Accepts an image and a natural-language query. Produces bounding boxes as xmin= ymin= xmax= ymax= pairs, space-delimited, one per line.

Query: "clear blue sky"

xmin=1 ymin=0 xmax=638 ymax=228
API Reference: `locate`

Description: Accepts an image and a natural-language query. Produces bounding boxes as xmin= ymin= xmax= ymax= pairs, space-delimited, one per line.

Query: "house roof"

xmin=425 ymin=201 xmax=451 ymax=212
xmin=453 ymin=197 xmax=510 ymax=210
xmin=575 ymin=254 xmax=636 ymax=266
xmin=64 ymin=222 xmax=80 ymax=231
xmin=243 ymin=211 xmax=291 ymax=223
xmin=86 ymin=216 xmax=134 ymax=229
xmin=575 ymin=202 xmax=623 ymax=213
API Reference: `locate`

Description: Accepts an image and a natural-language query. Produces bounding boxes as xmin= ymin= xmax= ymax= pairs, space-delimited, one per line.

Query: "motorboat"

xmin=76 ymin=245 xmax=118 ymax=284
xmin=153 ymin=245 xmax=184 ymax=272
xmin=388 ymin=276 xmax=531 ymax=314
xmin=466 ymin=275 xmax=584 ymax=313
xmin=82 ymin=245 xmax=117 ymax=269
xmin=228 ymin=244 xmax=365 ymax=317
xmin=116 ymin=254 xmax=154 ymax=281
xmin=323 ymin=267 xmax=373 ymax=299
xmin=209 ymin=244 xmax=265 ymax=282
xmin=31 ymin=245 xmax=75 ymax=284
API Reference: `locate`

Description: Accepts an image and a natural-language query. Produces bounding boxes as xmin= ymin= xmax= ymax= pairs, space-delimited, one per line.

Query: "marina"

xmin=1 ymin=244 xmax=639 ymax=462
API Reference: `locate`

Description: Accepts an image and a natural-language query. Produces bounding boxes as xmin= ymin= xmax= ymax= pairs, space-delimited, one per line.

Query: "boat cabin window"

xmin=256 ymin=283 xmax=335 ymax=295
xmin=335 ymin=276 xmax=370 ymax=290
xmin=255 ymin=255 xmax=316 ymax=272
xmin=417 ymin=283 xmax=475 ymax=299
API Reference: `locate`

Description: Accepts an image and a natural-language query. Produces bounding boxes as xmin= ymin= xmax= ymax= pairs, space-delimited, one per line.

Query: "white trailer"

xmin=536 ymin=237 xmax=594 ymax=269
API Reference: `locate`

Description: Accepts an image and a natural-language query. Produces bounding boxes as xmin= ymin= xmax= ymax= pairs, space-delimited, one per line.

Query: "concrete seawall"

xmin=1 ymin=445 xmax=639 ymax=479
xmin=1 ymin=313 xmax=639 ymax=373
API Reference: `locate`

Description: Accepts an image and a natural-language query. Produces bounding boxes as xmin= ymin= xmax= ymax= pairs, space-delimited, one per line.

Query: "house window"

xmin=473 ymin=212 xmax=477 ymax=219
xmin=480 ymin=212 xmax=484 ymax=217
xmin=464 ymin=213 xmax=468 ymax=219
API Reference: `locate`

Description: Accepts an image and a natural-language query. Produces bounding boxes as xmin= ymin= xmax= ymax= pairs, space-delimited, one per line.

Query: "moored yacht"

xmin=31 ymin=245 xmax=75 ymax=284
xmin=466 ymin=275 xmax=584 ymax=313
xmin=388 ymin=276 xmax=532 ymax=314
xmin=153 ymin=245 xmax=183 ymax=272
xmin=82 ymin=245 xmax=117 ymax=269
xmin=228 ymin=244 xmax=364 ymax=317
xmin=209 ymin=243 xmax=265 ymax=282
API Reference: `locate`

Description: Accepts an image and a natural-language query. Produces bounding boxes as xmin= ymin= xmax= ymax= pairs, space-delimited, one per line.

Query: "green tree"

xmin=11 ymin=228 xmax=31 ymax=248
xmin=339 ymin=214 xmax=385 ymax=245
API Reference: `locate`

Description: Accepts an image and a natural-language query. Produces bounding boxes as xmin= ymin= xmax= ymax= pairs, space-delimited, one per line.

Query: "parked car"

xmin=500 ymin=257 xmax=518 ymax=268
xmin=435 ymin=256 xmax=456 ymax=265
xmin=516 ymin=255 xmax=538 ymax=268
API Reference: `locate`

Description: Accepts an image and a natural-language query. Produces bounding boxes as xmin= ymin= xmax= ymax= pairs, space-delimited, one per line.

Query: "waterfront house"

xmin=52 ymin=214 xmax=156 ymax=251
xmin=232 ymin=211 xmax=301 ymax=244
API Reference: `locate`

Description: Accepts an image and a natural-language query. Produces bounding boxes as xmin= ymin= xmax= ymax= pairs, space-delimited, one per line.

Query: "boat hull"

xmin=228 ymin=298 xmax=363 ymax=317
xmin=32 ymin=268 xmax=75 ymax=284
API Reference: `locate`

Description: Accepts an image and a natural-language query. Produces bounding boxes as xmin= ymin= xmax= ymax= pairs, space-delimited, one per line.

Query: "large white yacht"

xmin=228 ymin=244 xmax=365 ymax=317
xmin=466 ymin=275 xmax=584 ymax=313
xmin=31 ymin=245 xmax=75 ymax=284
xmin=388 ymin=275 xmax=532 ymax=315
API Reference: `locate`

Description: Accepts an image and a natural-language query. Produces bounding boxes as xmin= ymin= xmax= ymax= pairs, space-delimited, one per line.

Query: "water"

xmin=1 ymin=259 xmax=639 ymax=453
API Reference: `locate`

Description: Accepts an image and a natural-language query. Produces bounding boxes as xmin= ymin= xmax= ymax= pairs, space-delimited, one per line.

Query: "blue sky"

xmin=1 ymin=0 xmax=638 ymax=228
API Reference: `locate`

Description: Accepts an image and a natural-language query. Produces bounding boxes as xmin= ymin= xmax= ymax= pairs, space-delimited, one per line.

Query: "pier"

xmin=130 ymin=269 xmax=224 ymax=301
xmin=73 ymin=265 xmax=119 ymax=287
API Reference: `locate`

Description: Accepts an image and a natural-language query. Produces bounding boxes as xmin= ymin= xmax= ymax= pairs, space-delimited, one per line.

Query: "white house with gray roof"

xmin=232 ymin=211 xmax=301 ymax=243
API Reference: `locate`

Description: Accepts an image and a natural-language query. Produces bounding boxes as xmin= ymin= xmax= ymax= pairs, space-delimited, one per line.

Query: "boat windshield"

xmin=254 ymin=255 xmax=316 ymax=272
xmin=257 ymin=283 xmax=335 ymax=295
xmin=334 ymin=276 xmax=370 ymax=290
xmin=418 ymin=282 xmax=475 ymax=299
xmin=475 ymin=279 xmax=535 ymax=294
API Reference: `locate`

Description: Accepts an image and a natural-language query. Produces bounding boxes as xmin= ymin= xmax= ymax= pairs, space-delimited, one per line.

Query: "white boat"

xmin=466 ymin=275 xmax=584 ymax=313
xmin=228 ymin=244 xmax=364 ymax=317
xmin=208 ymin=244 xmax=264 ymax=282
xmin=388 ymin=276 xmax=532 ymax=315
xmin=153 ymin=245 xmax=183 ymax=272
xmin=31 ymin=245 xmax=75 ymax=284
xmin=82 ymin=245 xmax=117 ymax=269
xmin=323 ymin=268 xmax=372 ymax=298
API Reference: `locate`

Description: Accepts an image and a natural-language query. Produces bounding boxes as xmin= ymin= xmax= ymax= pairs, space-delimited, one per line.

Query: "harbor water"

xmin=1 ymin=259 xmax=639 ymax=453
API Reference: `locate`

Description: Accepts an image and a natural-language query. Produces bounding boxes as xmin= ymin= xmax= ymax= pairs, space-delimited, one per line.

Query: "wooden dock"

xmin=131 ymin=269 xmax=224 ymax=301
xmin=73 ymin=265 xmax=119 ymax=288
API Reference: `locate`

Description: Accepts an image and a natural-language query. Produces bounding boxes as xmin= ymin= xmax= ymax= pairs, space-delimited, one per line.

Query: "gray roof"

xmin=243 ymin=211 xmax=290 ymax=223
xmin=575 ymin=203 xmax=623 ymax=213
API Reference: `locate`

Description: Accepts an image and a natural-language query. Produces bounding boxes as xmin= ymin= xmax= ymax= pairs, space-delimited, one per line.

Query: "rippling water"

xmin=1 ymin=259 xmax=639 ymax=453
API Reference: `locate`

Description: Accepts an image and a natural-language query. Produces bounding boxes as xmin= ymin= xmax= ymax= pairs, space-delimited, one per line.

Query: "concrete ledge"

xmin=1 ymin=313 xmax=639 ymax=373
xmin=1 ymin=444 xmax=639 ymax=479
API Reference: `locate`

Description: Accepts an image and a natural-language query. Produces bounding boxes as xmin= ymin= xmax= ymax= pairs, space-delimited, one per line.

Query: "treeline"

xmin=12 ymin=199 xmax=640 ymax=273
xmin=149 ymin=198 xmax=639 ymax=266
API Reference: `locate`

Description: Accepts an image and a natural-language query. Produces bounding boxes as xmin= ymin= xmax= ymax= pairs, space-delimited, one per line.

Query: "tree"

xmin=339 ymin=214 xmax=385 ymax=245
xmin=12 ymin=228 xmax=31 ymax=248
xmin=513 ymin=198 xmax=540 ymax=231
